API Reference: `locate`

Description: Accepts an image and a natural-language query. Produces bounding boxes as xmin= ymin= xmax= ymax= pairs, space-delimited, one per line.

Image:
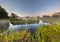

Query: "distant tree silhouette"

xmin=10 ymin=13 xmax=20 ymax=23
xmin=10 ymin=13 xmax=18 ymax=19
xmin=52 ymin=12 xmax=60 ymax=17
xmin=36 ymin=16 xmax=40 ymax=18
xmin=36 ymin=16 xmax=40 ymax=20
xmin=0 ymin=6 xmax=9 ymax=19
xmin=43 ymin=15 xmax=50 ymax=18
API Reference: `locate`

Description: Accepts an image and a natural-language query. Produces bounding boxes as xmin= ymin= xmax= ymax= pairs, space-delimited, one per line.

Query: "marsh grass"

xmin=11 ymin=19 xmax=39 ymax=25
xmin=36 ymin=23 xmax=60 ymax=42
xmin=0 ymin=23 xmax=60 ymax=42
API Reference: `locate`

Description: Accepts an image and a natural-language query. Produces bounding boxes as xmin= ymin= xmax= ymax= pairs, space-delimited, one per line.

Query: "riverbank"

xmin=0 ymin=19 xmax=9 ymax=32
xmin=0 ymin=23 xmax=60 ymax=42
xmin=41 ymin=17 xmax=60 ymax=24
xmin=11 ymin=19 xmax=39 ymax=25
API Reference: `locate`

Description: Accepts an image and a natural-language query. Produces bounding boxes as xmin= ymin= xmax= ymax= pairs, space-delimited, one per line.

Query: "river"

xmin=8 ymin=20 xmax=49 ymax=32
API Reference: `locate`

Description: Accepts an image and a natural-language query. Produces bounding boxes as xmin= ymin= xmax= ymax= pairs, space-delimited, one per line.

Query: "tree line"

xmin=0 ymin=5 xmax=60 ymax=19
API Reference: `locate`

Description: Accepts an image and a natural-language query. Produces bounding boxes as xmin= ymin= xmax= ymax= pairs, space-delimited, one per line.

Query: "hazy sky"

xmin=0 ymin=0 xmax=60 ymax=17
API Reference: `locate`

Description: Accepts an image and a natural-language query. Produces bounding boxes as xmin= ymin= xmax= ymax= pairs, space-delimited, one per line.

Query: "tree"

xmin=0 ymin=6 xmax=9 ymax=19
xmin=43 ymin=15 xmax=50 ymax=18
xmin=10 ymin=13 xmax=20 ymax=24
xmin=36 ymin=16 xmax=40 ymax=20
xmin=52 ymin=12 xmax=60 ymax=18
xmin=10 ymin=13 xmax=19 ymax=19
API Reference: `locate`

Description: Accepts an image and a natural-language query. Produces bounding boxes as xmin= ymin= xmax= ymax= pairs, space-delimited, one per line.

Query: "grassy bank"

xmin=11 ymin=19 xmax=39 ymax=25
xmin=0 ymin=19 xmax=9 ymax=33
xmin=0 ymin=23 xmax=60 ymax=42
xmin=36 ymin=23 xmax=60 ymax=42
xmin=41 ymin=17 xmax=60 ymax=24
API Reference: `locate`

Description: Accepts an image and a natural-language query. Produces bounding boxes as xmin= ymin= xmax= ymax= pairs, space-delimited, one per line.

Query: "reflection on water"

xmin=9 ymin=20 xmax=49 ymax=32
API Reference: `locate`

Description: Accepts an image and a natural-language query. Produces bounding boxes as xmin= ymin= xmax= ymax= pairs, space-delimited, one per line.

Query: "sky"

xmin=0 ymin=0 xmax=60 ymax=17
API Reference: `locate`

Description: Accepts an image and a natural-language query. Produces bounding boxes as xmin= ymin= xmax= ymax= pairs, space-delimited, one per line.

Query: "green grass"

xmin=0 ymin=29 xmax=31 ymax=42
xmin=0 ymin=23 xmax=60 ymax=42
xmin=36 ymin=23 xmax=60 ymax=42
xmin=11 ymin=19 xmax=39 ymax=25
xmin=41 ymin=17 xmax=60 ymax=24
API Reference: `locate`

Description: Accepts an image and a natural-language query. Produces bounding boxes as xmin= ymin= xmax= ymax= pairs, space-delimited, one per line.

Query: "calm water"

xmin=8 ymin=20 xmax=49 ymax=32
xmin=0 ymin=20 xmax=49 ymax=33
